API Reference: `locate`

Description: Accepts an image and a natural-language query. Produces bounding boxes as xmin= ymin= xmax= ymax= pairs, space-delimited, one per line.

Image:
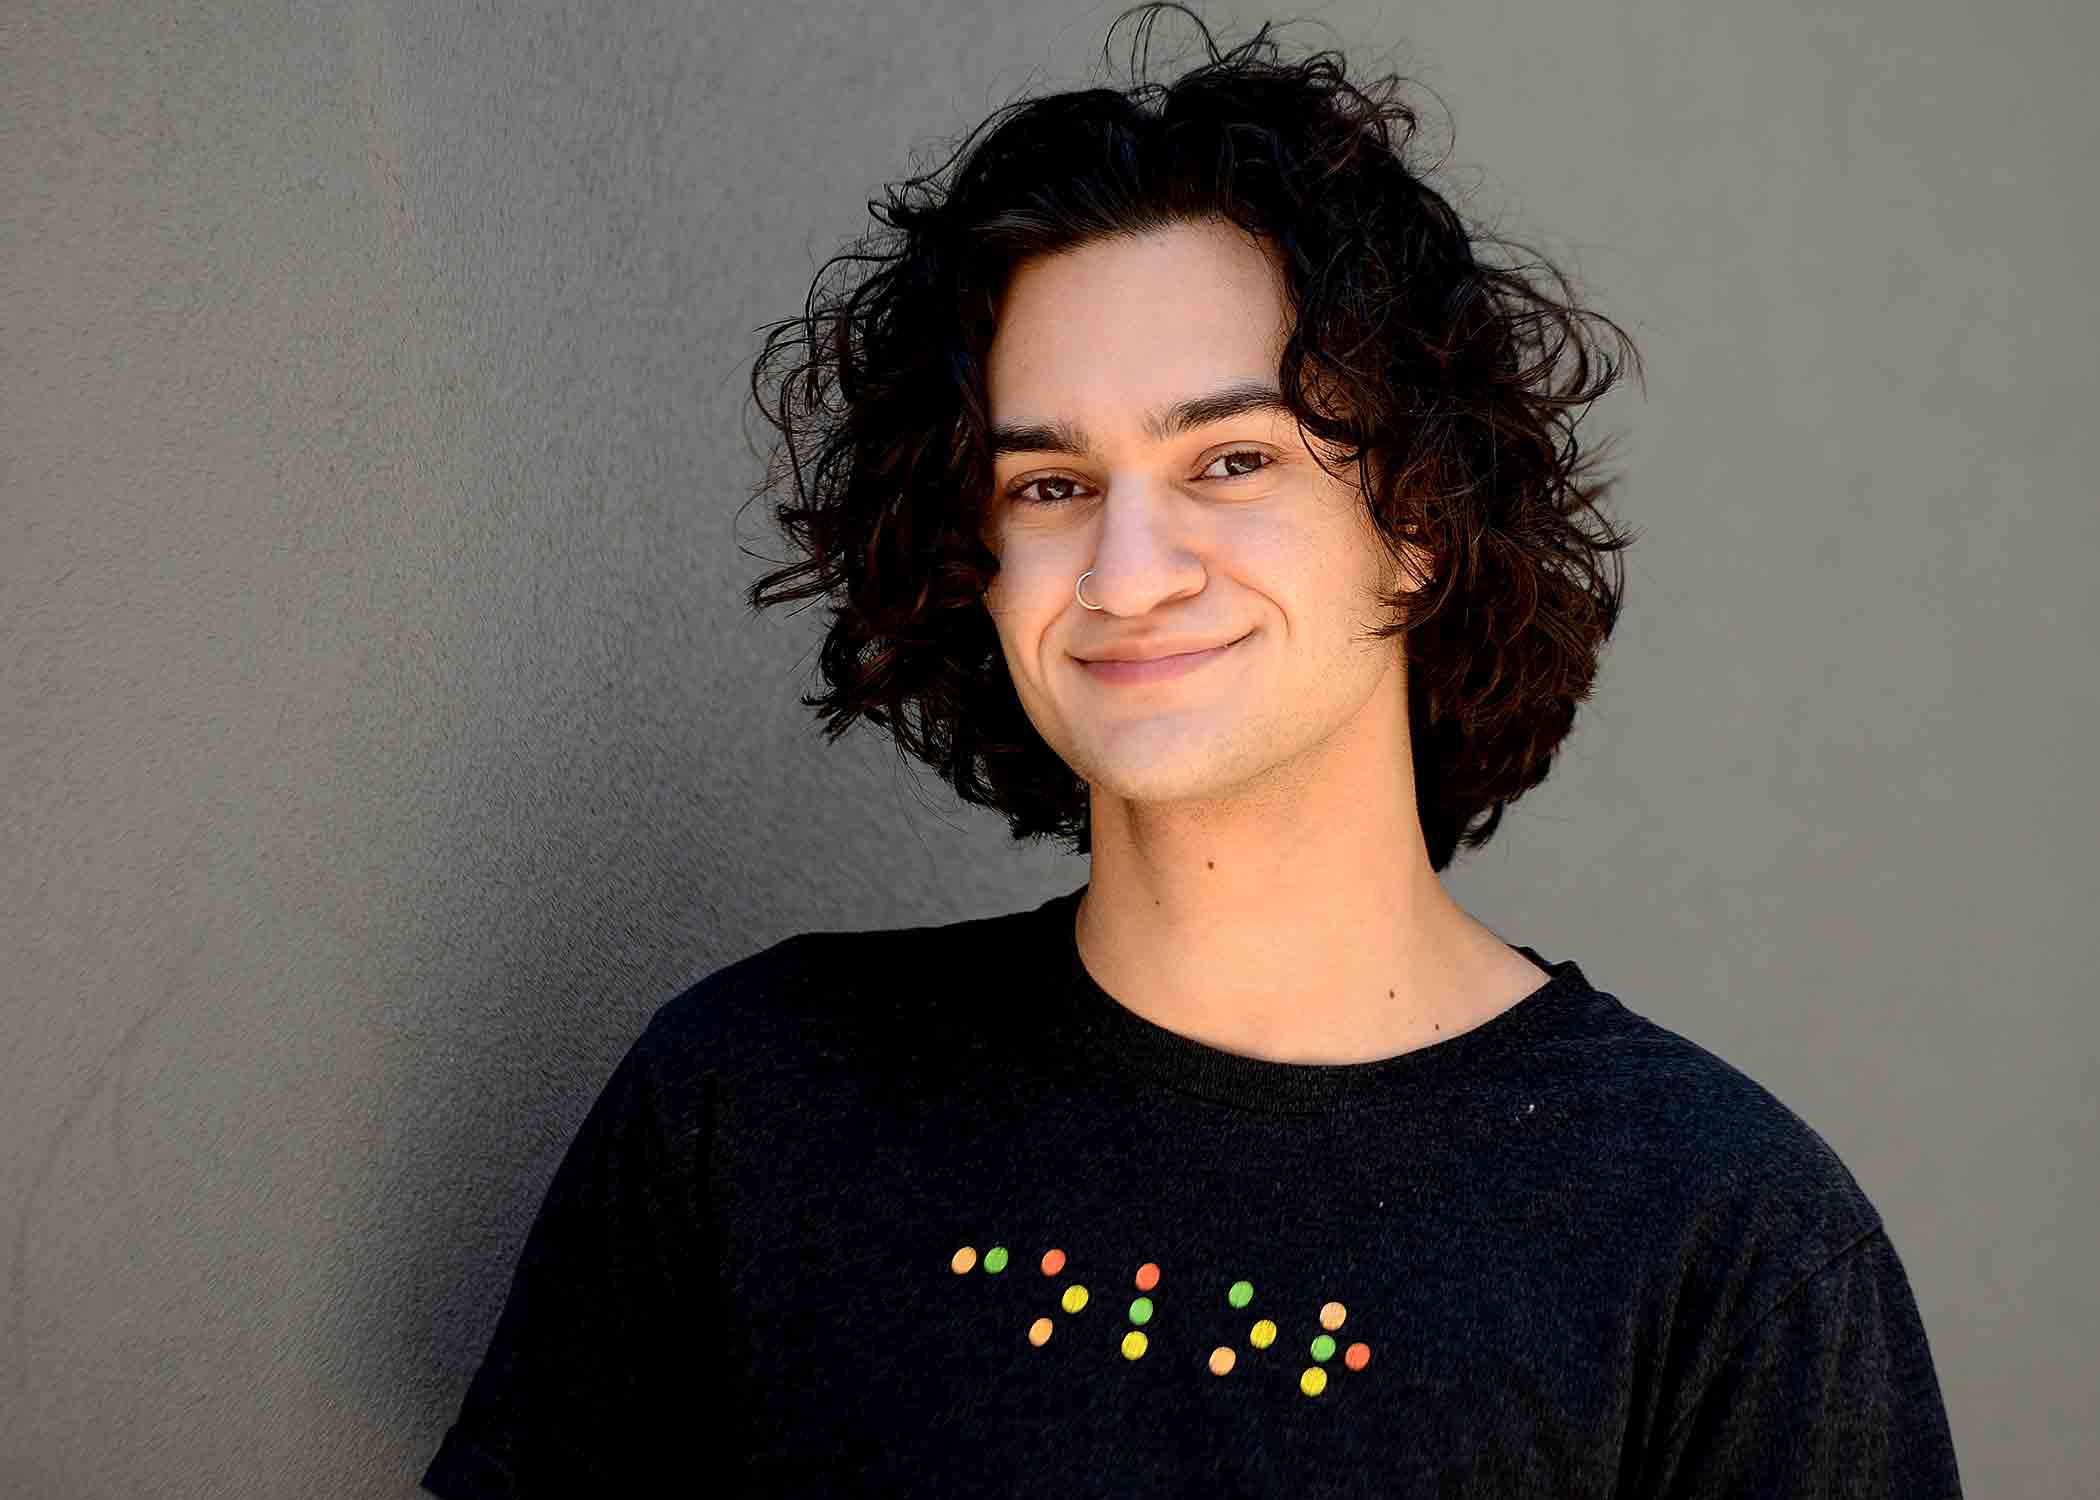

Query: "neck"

xmin=1073 ymin=685 xmax=1543 ymax=1066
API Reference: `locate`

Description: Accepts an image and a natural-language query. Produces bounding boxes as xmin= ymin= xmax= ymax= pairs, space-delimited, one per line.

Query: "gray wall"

xmin=4 ymin=0 xmax=2093 ymax=1493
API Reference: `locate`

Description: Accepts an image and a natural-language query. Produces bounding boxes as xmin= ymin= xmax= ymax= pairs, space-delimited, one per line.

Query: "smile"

xmin=1079 ymin=633 xmax=1249 ymax=685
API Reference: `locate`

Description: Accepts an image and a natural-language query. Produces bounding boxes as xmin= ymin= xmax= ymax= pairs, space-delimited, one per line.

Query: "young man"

xmin=423 ymin=8 xmax=1962 ymax=1496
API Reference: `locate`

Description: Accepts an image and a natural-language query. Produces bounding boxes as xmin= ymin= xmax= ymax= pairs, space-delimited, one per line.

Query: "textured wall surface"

xmin=4 ymin=0 xmax=2094 ymax=1493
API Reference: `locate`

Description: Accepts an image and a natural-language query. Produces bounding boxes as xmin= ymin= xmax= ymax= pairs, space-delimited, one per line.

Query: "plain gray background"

xmin=4 ymin=0 xmax=2093 ymax=1493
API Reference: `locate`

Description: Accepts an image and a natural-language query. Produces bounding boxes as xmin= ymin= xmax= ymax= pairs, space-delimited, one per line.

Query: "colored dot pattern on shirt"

xmin=952 ymin=1244 xmax=1371 ymax=1397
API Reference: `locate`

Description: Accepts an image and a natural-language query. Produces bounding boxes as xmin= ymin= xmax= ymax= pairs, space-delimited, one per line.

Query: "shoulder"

xmin=621 ymin=898 xmax=1040 ymax=1106
xmin=1537 ymin=992 xmax=1958 ymax=1473
xmin=1616 ymin=1006 xmax=1878 ymax=1223
xmin=1531 ymin=981 xmax=1890 ymax=1320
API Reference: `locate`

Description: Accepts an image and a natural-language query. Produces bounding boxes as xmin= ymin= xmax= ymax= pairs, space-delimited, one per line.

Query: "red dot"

xmin=1041 ymin=1248 xmax=1066 ymax=1276
xmin=1344 ymin=1342 xmax=1371 ymax=1371
xmin=1134 ymin=1261 xmax=1161 ymax=1291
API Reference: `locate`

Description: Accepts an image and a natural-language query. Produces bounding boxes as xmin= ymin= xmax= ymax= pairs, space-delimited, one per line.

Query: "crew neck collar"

xmin=1031 ymin=883 xmax=1600 ymax=1114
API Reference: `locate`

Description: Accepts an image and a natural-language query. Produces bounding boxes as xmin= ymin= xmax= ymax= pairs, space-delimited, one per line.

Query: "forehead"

xmin=986 ymin=219 xmax=1292 ymax=424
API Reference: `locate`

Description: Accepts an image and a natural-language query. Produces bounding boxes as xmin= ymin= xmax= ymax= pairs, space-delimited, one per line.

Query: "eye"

xmin=1200 ymin=447 xmax=1274 ymax=480
xmin=1007 ymin=473 xmax=1092 ymax=508
xmin=1003 ymin=447 xmax=1274 ymax=508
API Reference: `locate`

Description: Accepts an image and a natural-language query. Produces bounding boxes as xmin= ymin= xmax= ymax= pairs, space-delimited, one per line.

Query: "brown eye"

xmin=1201 ymin=448 xmax=1273 ymax=480
xmin=1010 ymin=475 xmax=1089 ymax=507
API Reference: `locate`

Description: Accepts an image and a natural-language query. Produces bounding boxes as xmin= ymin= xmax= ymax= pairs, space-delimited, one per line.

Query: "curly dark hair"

xmin=740 ymin=2 xmax=1642 ymax=872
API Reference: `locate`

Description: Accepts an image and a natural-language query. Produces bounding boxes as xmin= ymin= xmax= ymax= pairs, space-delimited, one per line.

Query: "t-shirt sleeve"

xmin=1641 ymin=1224 xmax=1963 ymax=1499
xmin=420 ymin=1008 xmax=734 ymax=1497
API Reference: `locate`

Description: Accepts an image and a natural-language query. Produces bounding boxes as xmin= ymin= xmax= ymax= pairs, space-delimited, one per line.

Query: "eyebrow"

xmin=988 ymin=380 xmax=1292 ymax=458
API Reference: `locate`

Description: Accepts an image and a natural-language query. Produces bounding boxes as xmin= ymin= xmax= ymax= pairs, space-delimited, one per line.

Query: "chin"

xmin=1068 ymin=744 xmax=1266 ymax=808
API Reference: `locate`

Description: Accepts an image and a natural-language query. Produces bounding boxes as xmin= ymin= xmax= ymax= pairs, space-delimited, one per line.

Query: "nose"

xmin=1072 ymin=481 xmax=1209 ymax=617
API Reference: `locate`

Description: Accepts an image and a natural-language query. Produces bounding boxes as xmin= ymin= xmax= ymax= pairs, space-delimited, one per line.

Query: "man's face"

xmin=980 ymin=216 xmax=1416 ymax=814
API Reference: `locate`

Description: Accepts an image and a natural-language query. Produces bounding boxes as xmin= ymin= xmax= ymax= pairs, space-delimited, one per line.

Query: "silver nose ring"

xmin=1076 ymin=570 xmax=1103 ymax=610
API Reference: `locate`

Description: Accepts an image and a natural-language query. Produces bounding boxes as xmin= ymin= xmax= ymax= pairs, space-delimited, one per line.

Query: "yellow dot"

xmin=1319 ymin=1300 xmax=1347 ymax=1331
xmin=1061 ymin=1283 xmax=1090 ymax=1314
xmin=1028 ymin=1317 xmax=1054 ymax=1347
xmin=950 ymin=1246 xmax=977 ymax=1274
xmin=1121 ymin=1329 xmax=1148 ymax=1360
xmin=1208 ymin=1346 xmax=1236 ymax=1375
xmin=1249 ymin=1318 xmax=1277 ymax=1349
xmin=1300 ymin=1366 xmax=1329 ymax=1396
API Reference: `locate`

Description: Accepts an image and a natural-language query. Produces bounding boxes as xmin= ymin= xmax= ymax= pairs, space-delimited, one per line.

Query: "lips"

xmin=1080 ymin=633 xmax=1247 ymax=664
xmin=1079 ymin=633 xmax=1247 ymax=684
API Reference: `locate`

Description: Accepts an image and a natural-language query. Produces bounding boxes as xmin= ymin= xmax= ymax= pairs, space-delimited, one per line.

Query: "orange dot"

xmin=950 ymin=1246 xmax=977 ymax=1274
xmin=1134 ymin=1261 xmax=1161 ymax=1292
xmin=1028 ymin=1317 xmax=1054 ymax=1347
xmin=1041 ymin=1248 xmax=1067 ymax=1276
xmin=1208 ymin=1345 xmax=1236 ymax=1375
xmin=1319 ymin=1300 xmax=1347 ymax=1331
xmin=1344 ymin=1341 xmax=1370 ymax=1371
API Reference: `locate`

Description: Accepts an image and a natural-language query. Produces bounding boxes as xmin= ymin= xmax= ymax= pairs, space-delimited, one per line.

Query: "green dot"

xmin=1227 ymin=1280 xmax=1254 ymax=1309
xmin=1310 ymin=1333 xmax=1337 ymax=1361
xmin=983 ymin=1246 xmax=1008 ymax=1273
xmin=1128 ymin=1296 xmax=1154 ymax=1325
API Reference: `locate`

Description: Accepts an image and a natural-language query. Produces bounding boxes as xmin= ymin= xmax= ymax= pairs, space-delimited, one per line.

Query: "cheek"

xmin=1225 ymin=518 xmax=1386 ymax=644
xmin=982 ymin=551 xmax=1066 ymax=642
xmin=1219 ymin=517 xmax=1323 ymax=609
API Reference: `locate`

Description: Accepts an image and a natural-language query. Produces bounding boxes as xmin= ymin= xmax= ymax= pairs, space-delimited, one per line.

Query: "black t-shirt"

xmin=421 ymin=884 xmax=1963 ymax=1497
